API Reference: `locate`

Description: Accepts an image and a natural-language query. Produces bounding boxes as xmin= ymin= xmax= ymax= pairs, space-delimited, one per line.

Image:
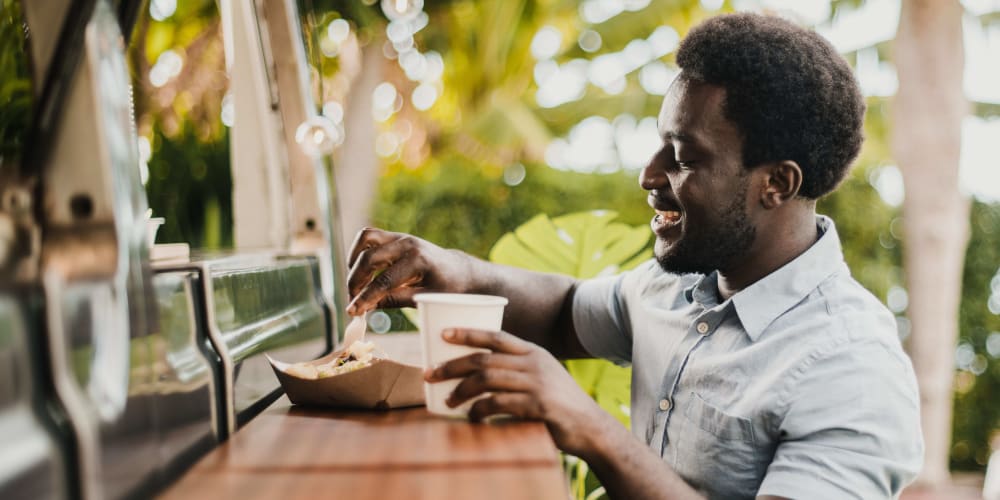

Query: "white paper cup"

xmin=414 ymin=293 xmax=508 ymax=417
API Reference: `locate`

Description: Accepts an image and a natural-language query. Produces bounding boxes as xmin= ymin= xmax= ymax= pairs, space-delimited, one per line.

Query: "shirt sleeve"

xmin=571 ymin=261 xmax=654 ymax=365
xmin=757 ymin=339 xmax=924 ymax=500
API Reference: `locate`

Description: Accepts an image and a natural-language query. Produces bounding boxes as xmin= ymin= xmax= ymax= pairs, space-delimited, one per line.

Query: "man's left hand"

xmin=425 ymin=328 xmax=603 ymax=458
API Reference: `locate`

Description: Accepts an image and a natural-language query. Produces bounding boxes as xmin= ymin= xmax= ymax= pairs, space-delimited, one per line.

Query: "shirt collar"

xmin=683 ymin=215 xmax=848 ymax=342
xmin=684 ymin=271 xmax=722 ymax=308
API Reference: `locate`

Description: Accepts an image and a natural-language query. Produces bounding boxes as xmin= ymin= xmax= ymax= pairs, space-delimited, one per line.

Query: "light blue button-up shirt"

xmin=573 ymin=216 xmax=923 ymax=499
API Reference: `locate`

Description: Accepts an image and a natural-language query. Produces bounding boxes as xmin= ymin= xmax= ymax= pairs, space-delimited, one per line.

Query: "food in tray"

xmin=285 ymin=340 xmax=379 ymax=380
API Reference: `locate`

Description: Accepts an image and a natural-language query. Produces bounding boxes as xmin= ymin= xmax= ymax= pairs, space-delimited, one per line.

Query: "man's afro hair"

xmin=676 ymin=13 xmax=865 ymax=199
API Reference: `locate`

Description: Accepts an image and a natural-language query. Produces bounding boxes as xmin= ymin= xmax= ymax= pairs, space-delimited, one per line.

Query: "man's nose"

xmin=640 ymin=159 xmax=666 ymax=191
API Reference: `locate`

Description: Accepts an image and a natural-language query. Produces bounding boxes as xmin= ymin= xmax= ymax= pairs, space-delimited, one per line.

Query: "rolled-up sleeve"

xmin=571 ymin=271 xmax=633 ymax=365
xmin=758 ymin=339 xmax=924 ymax=499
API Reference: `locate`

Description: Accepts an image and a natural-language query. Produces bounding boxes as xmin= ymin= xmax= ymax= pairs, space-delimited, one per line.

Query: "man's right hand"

xmin=346 ymin=227 xmax=476 ymax=315
xmin=346 ymin=227 xmax=583 ymax=358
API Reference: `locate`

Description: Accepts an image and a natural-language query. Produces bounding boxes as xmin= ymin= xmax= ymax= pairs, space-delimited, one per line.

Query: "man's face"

xmin=640 ymin=78 xmax=757 ymax=275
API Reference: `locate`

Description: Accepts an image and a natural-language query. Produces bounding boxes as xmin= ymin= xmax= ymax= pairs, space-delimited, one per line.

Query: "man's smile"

xmin=651 ymin=210 xmax=682 ymax=233
xmin=648 ymin=193 xmax=684 ymax=237
xmin=654 ymin=210 xmax=682 ymax=224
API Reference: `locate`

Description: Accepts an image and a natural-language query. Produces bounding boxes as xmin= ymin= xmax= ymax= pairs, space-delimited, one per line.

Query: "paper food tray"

xmin=268 ymin=350 xmax=425 ymax=410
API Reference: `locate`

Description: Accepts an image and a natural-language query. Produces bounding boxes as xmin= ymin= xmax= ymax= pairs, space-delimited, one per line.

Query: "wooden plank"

xmin=193 ymin=403 xmax=561 ymax=471
xmin=161 ymin=465 xmax=569 ymax=500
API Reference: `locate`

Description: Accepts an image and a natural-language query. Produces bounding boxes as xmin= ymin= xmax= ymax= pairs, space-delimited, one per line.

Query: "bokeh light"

xmin=530 ymin=26 xmax=563 ymax=60
xmin=381 ymin=0 xmax=423 ymax=22
xmin=295 ymin=115 xmax=344 ymax=156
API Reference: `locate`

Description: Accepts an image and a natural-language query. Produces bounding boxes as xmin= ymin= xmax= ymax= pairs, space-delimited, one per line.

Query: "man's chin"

xmin=654 ymin=249 xmax=711 ymax=276
xmin=656 ymin=258 xmax=703 ymax=275
xmin=654 ymin=238 xmax=676 ymax=260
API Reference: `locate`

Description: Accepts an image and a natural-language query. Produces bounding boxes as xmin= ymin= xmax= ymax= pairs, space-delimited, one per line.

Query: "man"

xmin=345 ymin=13 xmax=923 ymax=499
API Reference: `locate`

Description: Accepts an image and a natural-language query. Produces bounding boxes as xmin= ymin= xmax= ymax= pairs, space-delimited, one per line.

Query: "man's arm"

xmin=426 ymin=327 xmax=705 ymax=500
xmin=345 ymin=227 xmax=589 ymax=357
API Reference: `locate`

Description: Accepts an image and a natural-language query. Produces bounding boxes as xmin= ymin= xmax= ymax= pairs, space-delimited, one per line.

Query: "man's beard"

xmin=655 ymin=182 xmax=756 ymax=275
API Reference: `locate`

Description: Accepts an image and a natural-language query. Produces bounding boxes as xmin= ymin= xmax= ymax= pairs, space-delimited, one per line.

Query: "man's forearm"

xmin=580 ymin=411 xmax=705 ymax=500
xmin=466 ymin=258 xmax=585 ymax=358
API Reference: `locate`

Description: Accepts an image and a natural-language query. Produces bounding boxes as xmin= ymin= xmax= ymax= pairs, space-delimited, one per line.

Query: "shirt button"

xmin=696 ymin=322 xmax=710 ymax=334
xmin=659 ymin=399 xmax=672 ymax=411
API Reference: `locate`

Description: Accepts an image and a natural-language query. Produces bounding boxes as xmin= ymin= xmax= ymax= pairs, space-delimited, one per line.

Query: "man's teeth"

xmin=659 ymin=210 xmax=681 ymax=222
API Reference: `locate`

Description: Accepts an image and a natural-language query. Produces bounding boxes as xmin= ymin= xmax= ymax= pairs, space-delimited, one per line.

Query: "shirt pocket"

xmin=674 ymin=392 xmax=765 ymax=497
xmin=684 ymin=392 xmax=756 ymax=443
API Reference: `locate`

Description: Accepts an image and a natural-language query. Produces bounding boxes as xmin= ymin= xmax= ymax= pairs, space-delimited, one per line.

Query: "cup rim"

xmin=413 ymin=293 xmax=508 ymax=306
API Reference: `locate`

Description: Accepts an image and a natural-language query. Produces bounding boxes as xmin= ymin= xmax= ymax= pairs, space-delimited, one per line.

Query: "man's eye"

xmin=675 ymin=160 xmax=695 ymax=168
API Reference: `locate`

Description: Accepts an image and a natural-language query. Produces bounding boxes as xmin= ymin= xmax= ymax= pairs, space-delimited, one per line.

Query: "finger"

xmin=425 ymin=352 xmax=529 ymax=382
xmin=372 ymin=286 xmax=421 ymax=311
xmin=347 ymin=259 xmax=423 ymax=314
xmin=442 ymin=328 xmax=534 ymax=355
xmin=447 ymin=369 xmax=536 ymax=407
xmin=468 ymin=393 xmax=540 ymax=423
xmin=347 ymin=236 xmax=421 ymax=299
xmin=346 ymin=227 xmax=399 ymax=269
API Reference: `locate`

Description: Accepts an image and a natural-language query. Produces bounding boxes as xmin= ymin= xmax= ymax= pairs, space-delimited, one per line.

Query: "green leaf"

xmin=490 ymin=210 xmax=651 ymax=279
xmin=565 ymin=358 xmax=605 ymax=395
xmin=513 ymin=214 xmax=577 ymax=274
xmin=565 ymin=358 xmax=631 ymax=426
xmin=622 ymin=248 xmax=655 ymax=271
xmin=489 ymin=232 xmax=564 ymax=273
xmin=593 ymin=362 xmax=632 ymax=426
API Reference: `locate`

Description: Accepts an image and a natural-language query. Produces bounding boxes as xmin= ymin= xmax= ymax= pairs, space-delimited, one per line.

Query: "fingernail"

xmin=423 ymin=368 xmax=434 ymax=381
xmin=442 ymin=329 xmax=455 ymax=340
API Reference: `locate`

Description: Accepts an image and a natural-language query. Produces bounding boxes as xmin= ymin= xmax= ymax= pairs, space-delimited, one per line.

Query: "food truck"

xmin=0 ymin=0 xmax=346 ymax=497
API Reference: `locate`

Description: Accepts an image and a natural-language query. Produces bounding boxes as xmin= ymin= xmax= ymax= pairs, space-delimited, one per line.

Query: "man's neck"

xmin=716 ymin=209 xmax=819 ymax=301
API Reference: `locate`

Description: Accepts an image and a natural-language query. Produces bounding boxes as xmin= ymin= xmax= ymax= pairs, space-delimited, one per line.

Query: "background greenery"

xmin=0 ymin=0 xmax=31 ymax=169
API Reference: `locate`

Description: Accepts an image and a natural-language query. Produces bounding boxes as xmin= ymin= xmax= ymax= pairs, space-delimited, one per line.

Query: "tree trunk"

xmin=891 ymin=0 xmax=969 ymax=488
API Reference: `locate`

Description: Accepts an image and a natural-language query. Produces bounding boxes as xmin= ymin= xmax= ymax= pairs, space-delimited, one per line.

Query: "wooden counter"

xmin=160 ymin=334 xmax=569 ymax=499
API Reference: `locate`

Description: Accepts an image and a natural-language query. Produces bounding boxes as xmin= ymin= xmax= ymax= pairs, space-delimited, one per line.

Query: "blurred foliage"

xmin=817 ymin=97 xmax=903 ymax=301
xmin=144 ymin=127 xmax=232 ymax=248
xmin=0 ymin=0 xmax=32 ymax=170
xmin=128 ymin=0 xmax=231 ymax=249
xmin=952 ymin=201 xmax=1000 ymax=470
xmin=373 ymin=156 xmax=650 ymax=258
xmin=817 ymin=166 xmax=902 ymax=299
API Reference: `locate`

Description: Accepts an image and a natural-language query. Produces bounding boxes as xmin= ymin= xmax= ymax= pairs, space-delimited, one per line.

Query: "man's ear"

xmin=759 ymin=160 xmax=803 ymax=209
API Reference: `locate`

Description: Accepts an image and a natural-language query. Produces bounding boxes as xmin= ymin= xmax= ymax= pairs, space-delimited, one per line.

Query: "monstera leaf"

xmin=489 ymin=210 xmax=652 ymax=426
xmin=489 ymin=210 xmax=651 ymax=279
